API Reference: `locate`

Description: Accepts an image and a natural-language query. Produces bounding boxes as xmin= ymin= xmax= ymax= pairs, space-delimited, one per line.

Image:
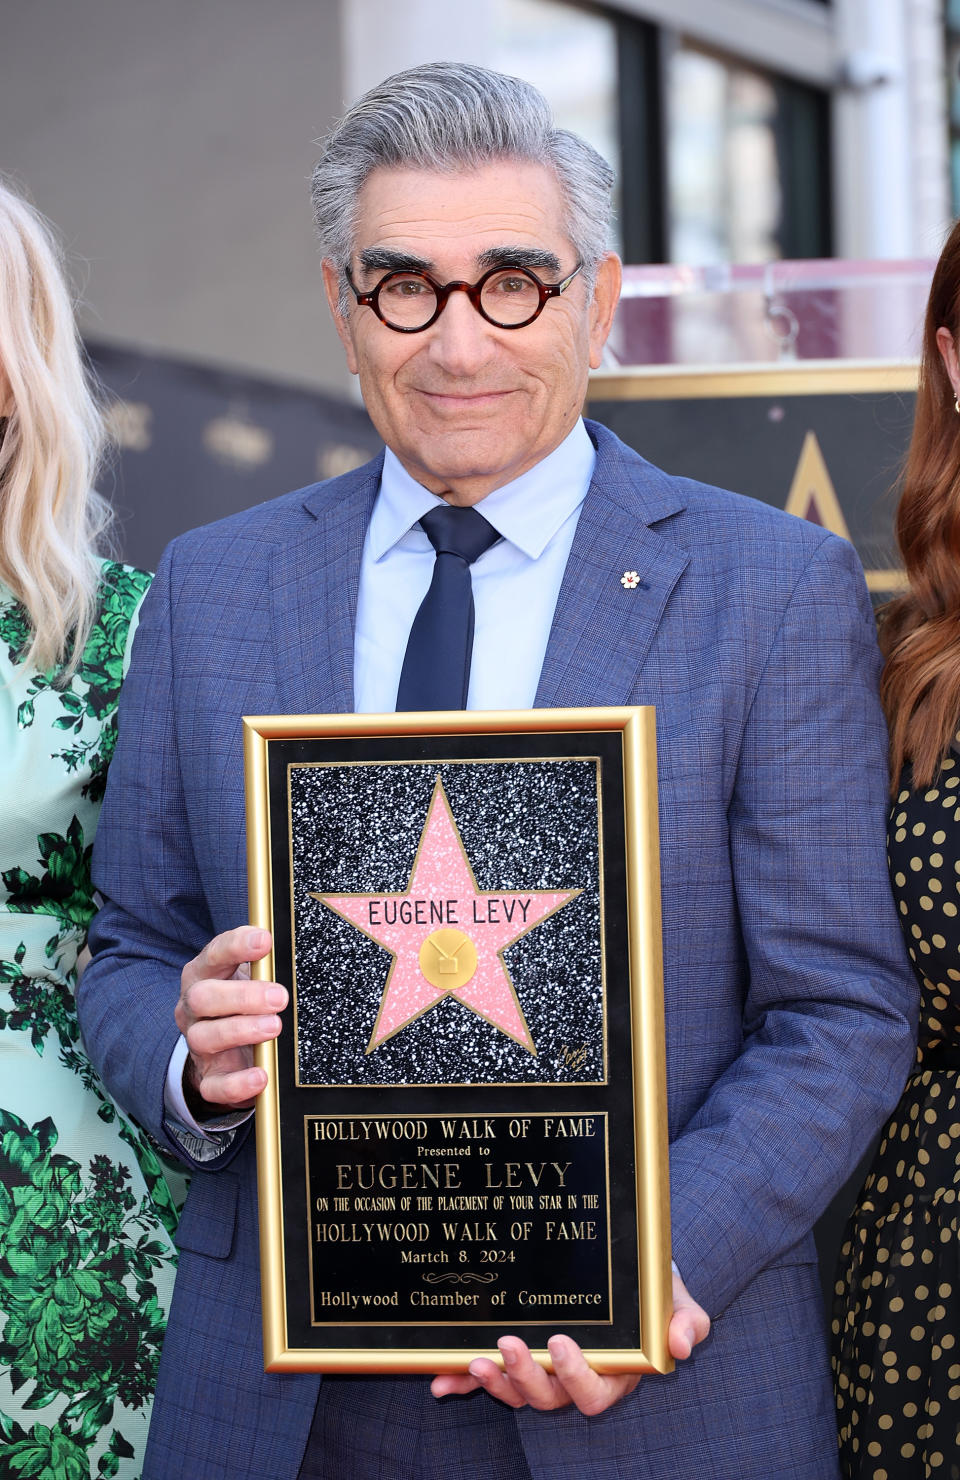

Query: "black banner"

xmin=87 ymin=339 xmax=381 ymax=572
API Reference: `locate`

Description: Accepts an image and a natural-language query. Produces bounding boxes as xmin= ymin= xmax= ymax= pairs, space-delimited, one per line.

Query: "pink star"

xmin=311 ymin=777 xmax=579 ymax=1054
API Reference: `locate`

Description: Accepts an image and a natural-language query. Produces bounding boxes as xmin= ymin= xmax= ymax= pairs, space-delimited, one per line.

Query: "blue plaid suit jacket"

xmin=80 ymin=421 xmax=916 ymax=1479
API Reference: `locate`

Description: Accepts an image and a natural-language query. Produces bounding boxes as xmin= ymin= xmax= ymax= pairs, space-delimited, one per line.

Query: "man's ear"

xmin=588 ymin=253 xmax=622 ymax=370
xmin=322 ymin=258 xmax=359 ymax=376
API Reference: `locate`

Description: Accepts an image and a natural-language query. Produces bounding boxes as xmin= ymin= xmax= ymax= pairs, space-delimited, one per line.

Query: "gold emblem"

xmin=782 ymin=429 xmax=906 ymax=593
xmin=418 ymin=929 xmax=478 ymax=992
xmin=784 ymin=430 xmax=851 ymax=541
xmin=317 ymin=442 xmax=369 ymax=479
xmin=104 ymin=399 xmax=152 ymax=452
xmin=203 ymin=404 xmax=273 ymax=472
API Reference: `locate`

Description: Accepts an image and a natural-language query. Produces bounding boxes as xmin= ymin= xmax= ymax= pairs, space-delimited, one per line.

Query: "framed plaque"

xmin=243 ymin=706 xmax=671 ymax=1375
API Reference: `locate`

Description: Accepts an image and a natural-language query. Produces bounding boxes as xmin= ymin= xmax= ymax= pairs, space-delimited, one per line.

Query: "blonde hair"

xmin=0 ymin=178 xmax=113 ymax=674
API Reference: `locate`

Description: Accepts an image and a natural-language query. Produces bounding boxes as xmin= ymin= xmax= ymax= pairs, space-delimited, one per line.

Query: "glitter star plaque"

xmin=244 ymin=707 xmax=671 ymax=1377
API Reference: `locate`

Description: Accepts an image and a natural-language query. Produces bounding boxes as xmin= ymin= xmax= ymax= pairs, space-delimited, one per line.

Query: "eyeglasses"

xmin=345 ymin=261 xmax=583 ymax=333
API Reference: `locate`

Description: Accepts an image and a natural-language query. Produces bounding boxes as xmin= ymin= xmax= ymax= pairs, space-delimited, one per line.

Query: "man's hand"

xmin=175 ymin=927 xmax=286 ymax=1113
xmin=430 ymin=1271 xmax=710 ymax=1414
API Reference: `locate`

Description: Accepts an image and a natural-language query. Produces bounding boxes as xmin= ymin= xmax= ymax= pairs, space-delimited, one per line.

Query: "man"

xmin=79 ymin=62 xmax=915 ymax=1480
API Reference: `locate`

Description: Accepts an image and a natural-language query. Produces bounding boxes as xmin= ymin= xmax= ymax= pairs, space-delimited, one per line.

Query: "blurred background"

xmin=1 ymin=0 xmax=955 ymax=565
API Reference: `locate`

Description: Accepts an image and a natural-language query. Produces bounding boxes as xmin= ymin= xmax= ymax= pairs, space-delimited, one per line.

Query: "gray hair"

xmin=312 ymin=62 xmax=614 ymax=311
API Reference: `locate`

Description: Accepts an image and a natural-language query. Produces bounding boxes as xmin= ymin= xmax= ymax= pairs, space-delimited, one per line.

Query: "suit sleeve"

xmin=667 ymin=532 xmax=917 ymax=1316
xmin=78 ymin=539 xmax=250 ymax=1170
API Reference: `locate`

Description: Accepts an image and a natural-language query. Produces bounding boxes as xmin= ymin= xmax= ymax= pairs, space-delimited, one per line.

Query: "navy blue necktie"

xmin=395 ymin=504 xmax=501 ymax=711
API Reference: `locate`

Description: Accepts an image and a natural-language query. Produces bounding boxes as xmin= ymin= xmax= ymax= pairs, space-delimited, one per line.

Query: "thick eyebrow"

xmin=355 ymin=244 xmax=565 ymax=279
xmin=356 ymin=247 xmax=433 ymax=276
xmin=476 ymin=246 xmax=563 ymax=274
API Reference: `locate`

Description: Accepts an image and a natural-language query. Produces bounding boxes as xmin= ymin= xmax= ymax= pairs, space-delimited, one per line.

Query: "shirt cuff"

xmin=163 ymin=1034 xmax=253 ymax=1155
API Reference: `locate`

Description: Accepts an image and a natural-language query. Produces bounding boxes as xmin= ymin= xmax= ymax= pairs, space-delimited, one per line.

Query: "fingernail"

xmin=248 ymin=929 xmax=269 ymax=952
xmin=265 ymin=986 xmax=286 ymax=1008
xmin=684 ymin=1326 xmax=696 ymax=1348
xmin=257 ymin=1014 xmax=282 ymax=1035
xmin=499 ymin=1343 xmax=516 ymax=1368
xmin=468 ymin=1361 xmax=484 ymax=1378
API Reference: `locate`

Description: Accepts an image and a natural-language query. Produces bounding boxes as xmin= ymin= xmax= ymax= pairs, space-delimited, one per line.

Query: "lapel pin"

xmin=620 ymin=570 xmax=640 ymax=590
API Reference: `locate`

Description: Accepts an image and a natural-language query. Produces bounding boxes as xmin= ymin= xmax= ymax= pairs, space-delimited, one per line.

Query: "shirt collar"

xmin=368 ymin=418 xmax=596 ymax=562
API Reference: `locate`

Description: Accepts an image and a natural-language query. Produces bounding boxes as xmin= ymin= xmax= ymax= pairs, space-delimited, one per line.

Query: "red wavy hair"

xmin=881 ymin=218 xmax=960 ymax=789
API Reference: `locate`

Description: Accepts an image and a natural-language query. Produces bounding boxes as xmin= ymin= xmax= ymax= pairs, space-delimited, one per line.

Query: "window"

xmin=344 ymin=1 xmax=831 ymax=267
xmin=947 ymin=0 xmax=960 ymax=214
xmin=664 ymin=41 xmax=831 ymax=265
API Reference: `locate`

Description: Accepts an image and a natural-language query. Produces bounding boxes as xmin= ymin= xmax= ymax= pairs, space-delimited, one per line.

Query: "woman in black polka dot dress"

xmin=831 ymin=226 xmax=960 ymax=1478
xmin=833 ymin=765 xmax=960 ymax=1478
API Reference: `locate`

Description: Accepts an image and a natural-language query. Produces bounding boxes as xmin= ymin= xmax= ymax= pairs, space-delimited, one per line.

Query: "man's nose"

xmin=425 ymin=287 xmax=498 ymax=375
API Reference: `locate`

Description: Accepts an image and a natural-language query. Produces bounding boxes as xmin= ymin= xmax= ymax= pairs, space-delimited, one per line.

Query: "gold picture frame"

xmin=243 ymin=705 xmax=671 ymax=1375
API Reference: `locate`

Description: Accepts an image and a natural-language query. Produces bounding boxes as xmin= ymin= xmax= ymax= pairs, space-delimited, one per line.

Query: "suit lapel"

xmin=535 ymin=424 xmax=690 ymax=709
xmin=267 ymin=427 xmax=688 ymax=716
xmin=270 ymin=456 xmax=382 ymax=715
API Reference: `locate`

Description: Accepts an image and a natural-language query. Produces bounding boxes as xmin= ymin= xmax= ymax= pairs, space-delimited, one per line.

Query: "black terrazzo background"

xmin=289 ymin=759 xmax=605 ymax=1087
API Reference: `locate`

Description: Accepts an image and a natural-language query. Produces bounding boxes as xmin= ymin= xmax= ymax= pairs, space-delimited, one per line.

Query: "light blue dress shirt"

xmin=353 ymin=418 xmax=596 ymax=713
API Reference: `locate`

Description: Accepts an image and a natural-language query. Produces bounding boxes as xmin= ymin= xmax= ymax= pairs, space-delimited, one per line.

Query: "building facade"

xmin=0 ymin=0 xmax=952 ymax=392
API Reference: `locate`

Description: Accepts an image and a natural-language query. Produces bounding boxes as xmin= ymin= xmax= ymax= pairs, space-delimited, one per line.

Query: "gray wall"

xmin=0 ymin=0 xmax=351 ymax=393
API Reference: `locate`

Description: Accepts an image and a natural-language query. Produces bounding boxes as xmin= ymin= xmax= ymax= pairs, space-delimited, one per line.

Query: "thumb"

xmin=668 ymin=1270 xmax=711 ymax=1361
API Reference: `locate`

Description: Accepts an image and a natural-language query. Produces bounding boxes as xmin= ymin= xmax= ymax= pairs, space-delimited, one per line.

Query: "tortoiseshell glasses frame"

xmin=344 ymin=261 xmax=584 ymax=333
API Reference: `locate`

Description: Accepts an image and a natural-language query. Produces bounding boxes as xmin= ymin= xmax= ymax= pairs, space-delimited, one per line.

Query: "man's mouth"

xmin=416 ymin=388 xmax=516 ymax=406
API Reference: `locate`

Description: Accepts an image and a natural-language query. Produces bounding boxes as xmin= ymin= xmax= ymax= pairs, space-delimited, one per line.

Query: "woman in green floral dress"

xmin=0 ymin=181 xmax=180 ymax=1480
